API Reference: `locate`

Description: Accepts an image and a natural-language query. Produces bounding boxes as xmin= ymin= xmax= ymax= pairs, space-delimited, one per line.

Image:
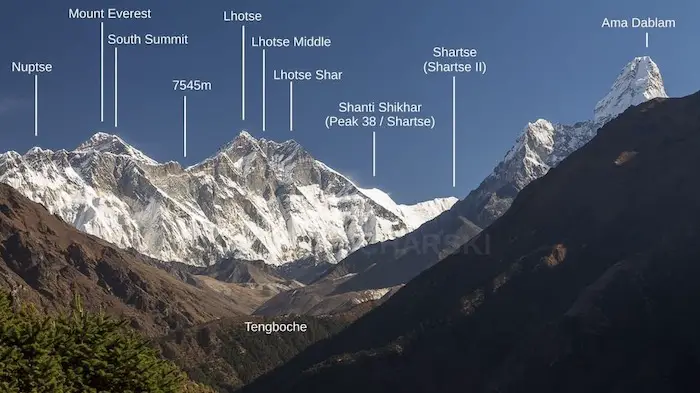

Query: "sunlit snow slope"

xmin=0 ymin=132 xmax=456 ymax=266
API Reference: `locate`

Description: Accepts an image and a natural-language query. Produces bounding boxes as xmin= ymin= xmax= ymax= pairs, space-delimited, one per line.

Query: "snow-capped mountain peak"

xmin=503 ymin=119 xmax=555 ymax=162
xmin=213 ymin=130 xmax=293 ymax=165
xmin=460 ymin=56 xmax=669 ymax=228
xmin=221 ymin=130 xmax=258 ymax=149
xmin=259 ymin=138 xmax=307 ymax=164
xmin=215 ymin=131 xmax=256 ymax=156
xmin=1 ymin=130 xmax=457 ymax=267
xmin=593 ymin=56 xmax=667 ymax=123
xmin=75 ymin=132 xmax=128 ymax=152
xmin=238 ymin=130 xmax=255 ymax=140
xmin=74 ymin=132 xmax=158 ymax=165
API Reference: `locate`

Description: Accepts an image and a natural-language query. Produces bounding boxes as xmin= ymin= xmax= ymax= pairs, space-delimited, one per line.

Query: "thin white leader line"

xmin=645 ymin=32 xmax=649 ymax=48
xmin=262 ymin=49 xmax=266 ymax=131
xmin=372 ymin=131 xmax=376 ymax=177
xmin=241 ymin=25 xmax=245 ymax=120
xmin=34 ymin=75 xmax=38 ymax=137
xmin=183 ymin=96 xmax=187 ymax=157
xmin=100 ymin=22 xmax=104 ymax=122
xmin=114 ymin=46 xmax=118 ymax=128
xmin=452 ymin=76 xmax=456 ymax=188
xmin=289 ymin=81 xmax=293 ymax=131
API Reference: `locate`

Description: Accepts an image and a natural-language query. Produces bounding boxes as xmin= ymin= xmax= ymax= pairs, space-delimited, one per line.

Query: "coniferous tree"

xmin=0 ymin=291 xmax=212 ymax=393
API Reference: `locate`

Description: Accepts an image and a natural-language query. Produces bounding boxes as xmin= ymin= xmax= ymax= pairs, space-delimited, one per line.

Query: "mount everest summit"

xmin=0 ymin=131 xmax=456 ymax=267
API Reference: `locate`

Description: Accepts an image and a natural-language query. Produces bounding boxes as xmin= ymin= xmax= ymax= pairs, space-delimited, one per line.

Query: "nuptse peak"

xmin=461 ymin=56 xmax=667 ymax=228
xmin=0 ymin=130 xmax=457 ymax=267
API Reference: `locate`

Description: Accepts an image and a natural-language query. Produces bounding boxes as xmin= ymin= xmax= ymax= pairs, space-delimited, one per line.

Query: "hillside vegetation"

xmin=0 ymin=292 xmax=212 ymax=393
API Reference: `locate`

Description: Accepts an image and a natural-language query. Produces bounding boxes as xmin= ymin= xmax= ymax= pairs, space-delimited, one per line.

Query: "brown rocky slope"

xmin=0 ymin=183 xmax=245 ymax=336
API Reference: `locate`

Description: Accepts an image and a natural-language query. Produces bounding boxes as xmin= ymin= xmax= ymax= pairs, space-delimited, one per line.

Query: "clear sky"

xmin=1 ymin=0 xmax=699 ymax=204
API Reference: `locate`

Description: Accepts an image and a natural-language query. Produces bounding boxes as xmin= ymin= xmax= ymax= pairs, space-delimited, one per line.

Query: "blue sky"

xmin=1 ymin=0 xmax=698 ymax=204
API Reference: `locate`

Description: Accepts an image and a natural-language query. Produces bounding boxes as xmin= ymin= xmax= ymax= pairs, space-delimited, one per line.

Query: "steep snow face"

xmin=594 ymin=56 xmax=667 ymax=123
xmin=0 ymin=132 xmax=455 ymax=267
xmin=461 ymin=56 xmax=668 ymax=228
xmin=500 ymin=119 xmax=556 ymax=190
xmin=358 ymin=187 xmax=457 ymax=228
xmin=397 ymin=197 xmax=459 ymax=228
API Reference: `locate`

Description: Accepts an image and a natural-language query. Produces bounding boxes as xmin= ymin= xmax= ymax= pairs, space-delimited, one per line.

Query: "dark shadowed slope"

xmin=157 ymin=301 xmax=377 ymax=392
xmin=241 ymin=92 xmax=700 ymax=393
xmin=255 ymin=56 xmax=666 ymax=317
xmin=0 ymin=183 xmax=246 ymax=336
